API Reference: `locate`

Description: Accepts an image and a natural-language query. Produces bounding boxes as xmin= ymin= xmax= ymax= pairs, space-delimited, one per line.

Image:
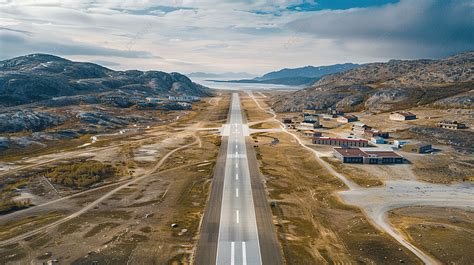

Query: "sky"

xmin=0 ymin=0 xmax=473 ymax=75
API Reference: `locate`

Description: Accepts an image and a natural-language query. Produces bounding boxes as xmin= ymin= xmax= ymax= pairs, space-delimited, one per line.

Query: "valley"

xmin=246 ymin=91 xmax=473 ymax=264
xmin=0 ymin=92 xmax=230 ymax=264
xmin=0 ymin=51 xmax=472 ymax=265
xmin=2 ymin=1 xmax=473 ymax=264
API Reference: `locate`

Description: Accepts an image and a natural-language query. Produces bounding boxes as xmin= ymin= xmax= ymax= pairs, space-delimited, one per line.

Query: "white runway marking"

xmin=231 ymin=242 xmax=235 ymax=265
xmin=242 ymin=242 xmax=247 ymax=265
xmin=216 ymin=93 xmax=262 ymax=265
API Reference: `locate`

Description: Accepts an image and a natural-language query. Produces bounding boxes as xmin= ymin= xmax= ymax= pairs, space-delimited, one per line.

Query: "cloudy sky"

xmin=0 ymin=0 xmax=473 ymax=74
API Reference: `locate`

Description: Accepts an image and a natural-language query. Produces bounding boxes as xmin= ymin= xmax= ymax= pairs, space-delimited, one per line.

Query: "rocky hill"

xmin=212 ymin=63 xmax=360 ymax=86
xmin=256 ymin=63 xmax=359 ymax=81
xmin=273 ymin=52 xmax=473 ymax=112
xmin=0 ymin=54 xmax=212 ymax=107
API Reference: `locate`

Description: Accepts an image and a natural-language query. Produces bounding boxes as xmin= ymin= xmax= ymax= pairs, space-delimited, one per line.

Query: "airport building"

xmin=400 ymin=142 xmax=432 ymax=153
xmin=390 ymin=111 xmax=417 ymax=121
xmin=333 ymin=147 xmax=404 ymax=164
xmin=364 ymin=129 xmax=389 ymax=139
xmin=438 ymin=120 xmax=466 ymax=130
xmin=352 ymin=122 xmax=372 ymax=135
xmin=337 ymin=114 xmax=358 ymax=123
xmin=313 ymin=137 xmax=369 ymax=147
xmin=298 ymin=122 xmax=322 ymax=130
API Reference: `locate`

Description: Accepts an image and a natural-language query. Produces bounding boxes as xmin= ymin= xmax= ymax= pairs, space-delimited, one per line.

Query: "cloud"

xmin=204 ymin=43 xmax=229 ymax=49
xmin=0 ymin=31 xmax=156 ymax=60
xmin=0 ymin=0 xmax=472 ymax=74
xmin=111 ymin=5 xmax=196 ymax=16
xmin=286 ymin=0 xmax=399 ymax=12
xmin=286 ymin=0 xmax=474 ymax=58
xmin=0 ymin=27 xmax=31 ymax=35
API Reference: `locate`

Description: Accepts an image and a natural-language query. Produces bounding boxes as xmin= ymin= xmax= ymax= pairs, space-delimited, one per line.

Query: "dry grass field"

xmin=388 ymin=207 xmax=474 ymax=264
xmin=251 ymin=131 xmax=420 ymax=264
xmin=241 ymin=91 xmax=421 ymax=264
xmin=259 ymin=90 xmax=473 ymax=264
xmin=0 ymin=94 xmax=231 ymax=264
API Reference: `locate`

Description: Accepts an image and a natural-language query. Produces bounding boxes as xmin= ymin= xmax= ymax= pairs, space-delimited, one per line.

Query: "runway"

xmin=195 ymin=92 xmax=282 ymax=265
xmin=215 ymin=93 xmax=261 ymax=265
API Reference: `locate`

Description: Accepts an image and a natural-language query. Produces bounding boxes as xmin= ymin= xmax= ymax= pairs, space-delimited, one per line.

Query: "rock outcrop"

xmin=0 ymin=110 xmax=66 ymax=133
xmin=0 ymin=54 xmax=212 ymax=107
xmin=273 ymin=51 xmax=474 ymax=112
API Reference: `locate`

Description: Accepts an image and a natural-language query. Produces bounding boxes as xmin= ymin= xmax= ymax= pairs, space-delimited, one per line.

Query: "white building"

xmin=371 ymin=136 xmax=385 ymax=144
xmin=168 ymin=95 xmax=200 ymax=102
xmin=389 ymin=111 xmax=416 ymax=121
xmin=146 ymin=97 xmax=161 ymax=103
xmin=297 ymin=122 xmax=321 ymax=130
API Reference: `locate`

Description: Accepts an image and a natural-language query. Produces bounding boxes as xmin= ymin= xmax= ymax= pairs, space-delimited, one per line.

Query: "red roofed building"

xmin=333 ymin=147 xmax=404 ymax=164
xmin=313 ymin=137 xmax=369 ymax=147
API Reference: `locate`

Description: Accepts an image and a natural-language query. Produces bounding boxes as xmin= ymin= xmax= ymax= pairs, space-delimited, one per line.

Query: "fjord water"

xmin=190 ymin=77 xmax=304 ymax=91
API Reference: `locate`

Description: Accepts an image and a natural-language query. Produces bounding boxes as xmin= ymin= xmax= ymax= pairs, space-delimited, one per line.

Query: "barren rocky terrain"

xmin=0 ymin=54 xmax=213 ymax=161
xmin=249 ymin=91 xmax=474 ymax=264
xmin=0 ymin=54 xmax=211 ymax=107
xmin=0 ymin=93 xmax=230 ymax=264
xmin=273 ymin=51 xmax=473 ymax=112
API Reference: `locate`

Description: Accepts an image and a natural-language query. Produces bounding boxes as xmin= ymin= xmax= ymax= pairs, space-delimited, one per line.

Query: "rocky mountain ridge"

xmin=0 ymin=54 xmax=212 ymax=153
xmin=211 ymin=63 xmax=360 ymax=86
xmin=187 ymin=71 xmax=256 ymax=79
xmin=273 ymin=51 xmax=473 ymax=112
xmin=256 ymin=63 xmax=360 ymax=81
xmin=0 ymin=54 xmax=211 ymax=107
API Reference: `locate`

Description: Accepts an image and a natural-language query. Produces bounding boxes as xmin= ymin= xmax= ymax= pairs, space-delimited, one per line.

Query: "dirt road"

xmin=245 ymin=91 xmax=472 ymax=265
xmin=0 ymin=135 xmax=199 ymax=247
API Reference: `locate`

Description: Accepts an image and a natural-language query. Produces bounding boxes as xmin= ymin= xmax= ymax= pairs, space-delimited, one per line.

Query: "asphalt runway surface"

xmin=195 ymin=92 xmax=283 ymax=265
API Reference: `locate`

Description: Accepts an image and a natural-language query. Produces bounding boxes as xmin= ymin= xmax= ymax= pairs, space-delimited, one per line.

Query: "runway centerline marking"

xmin=242 ymin=242 xmax=247 ymax=265
xmin=215 ymin=93 xmax=263 ymax=265
xmin=231 ymin=241 xmax=235 ymax=265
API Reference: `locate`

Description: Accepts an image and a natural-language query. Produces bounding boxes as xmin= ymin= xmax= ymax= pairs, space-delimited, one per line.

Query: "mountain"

xmin=210 ymin=76 xmax=320 ymax=86
xmin=272 ymin=52 xmax=474 ymax=112
xmin=212 ymin=63 xmax=360 ymax=86
xmin=187 ymin=72 xmax=256 ymax=79
xmin=256 ymin=63 xmax=360 ymax=81
xmin=0 ymin=54 xmax=212 ymax=107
